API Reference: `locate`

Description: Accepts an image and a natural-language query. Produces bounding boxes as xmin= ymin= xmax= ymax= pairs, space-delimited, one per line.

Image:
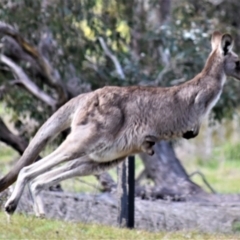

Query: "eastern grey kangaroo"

xmin=2 ymin=31 xmax=240 ymax=217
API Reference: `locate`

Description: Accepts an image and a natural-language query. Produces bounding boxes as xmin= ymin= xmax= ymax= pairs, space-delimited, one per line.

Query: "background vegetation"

xmin=1 ymin=0 xmax=240 ymax=137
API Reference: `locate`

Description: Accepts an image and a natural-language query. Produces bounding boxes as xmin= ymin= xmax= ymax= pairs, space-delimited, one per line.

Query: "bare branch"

xmin=155 ymin=46 xmax=171 ymax=85
xmin=98 ymin=37 xmax=126 ymax=80
xmin=159 ymin=0 xmax=172 ymax=25
xmin=0 ymin=21 xmax=68 ymax=106
xmin=189 ymin=171 xmax=216 ymax=194
xmin=1 ymin=36 xmax=38 ymax=66
xmin=135 ymin=169 xmax=147 ymax=185
xmin=0 ymin=54 xmax=57 ymax=109
xmin=154 ymin=65 xmax=171 ymax=85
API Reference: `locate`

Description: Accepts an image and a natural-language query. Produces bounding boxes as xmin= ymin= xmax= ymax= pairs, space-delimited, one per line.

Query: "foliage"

xmin=1 ymin=0 xmax=240 ymax=138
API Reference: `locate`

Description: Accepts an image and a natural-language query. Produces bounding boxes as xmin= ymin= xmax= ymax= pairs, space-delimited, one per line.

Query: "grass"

xmin=0 ymin=212 xmax=239 ymax=240
xmin=0 ymin=143 xmax=19 ymax=176
xmin=185 ymin=142 xmax=240 ymax=193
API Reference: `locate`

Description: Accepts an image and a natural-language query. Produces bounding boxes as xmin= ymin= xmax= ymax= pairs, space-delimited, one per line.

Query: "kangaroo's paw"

xmin=36 ymin=212 xmax=46 ymax=219
xmin=141 ymin=141 xmax=155 ymax=156
xmin=141 ymin=135 xmax=157 ymax=156
xmin=33 ymin=204 xmax=46 ymax=218
xmin=147 ymin=149 xmax=155 ymax=156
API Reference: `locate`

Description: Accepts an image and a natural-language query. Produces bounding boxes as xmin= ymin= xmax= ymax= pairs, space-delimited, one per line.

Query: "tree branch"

xmin=159 ymin=0 xmax=172 ymax=25
xmin=135 ymin=169 xmax=147 ymax=185
xmin=0 ymin=21 xmax=68 ymax=106
xmin=0 ymin=54 xmax=57 ymax=109
xmin=98 ymin=37 xmax=125 ymax=80
xmin=154 ymin=46 xmax=171 ymax=85
xmin=189 ymin=171 xmax=216 ymax=194
xmin=0 ymin=117 xmax=27 ymax=155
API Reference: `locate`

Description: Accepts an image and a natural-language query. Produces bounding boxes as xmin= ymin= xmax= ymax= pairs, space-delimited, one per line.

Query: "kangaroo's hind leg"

xmin=4 ymin=123 xmax=98 ymax=215
xmin=30 ymin=156 xmax=89 ymax=217
xmin=30 ymin=156 xmax=125 ymax=217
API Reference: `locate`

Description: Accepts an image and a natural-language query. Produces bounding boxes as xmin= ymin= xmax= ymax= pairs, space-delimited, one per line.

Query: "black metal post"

xmin=117 ymin=160 xmax=128 ymax=227
xmin=127 ymin=155 xmax=135 ymax=228
xmin=117 ymin=156 xmax=135 ymax=229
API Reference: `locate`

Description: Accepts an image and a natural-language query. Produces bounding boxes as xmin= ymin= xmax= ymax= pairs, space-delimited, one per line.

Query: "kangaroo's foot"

xmin=5 ymin=199 xmax=18 ymax=215
xmin=36 ymin=212 xmax=46 ymax=219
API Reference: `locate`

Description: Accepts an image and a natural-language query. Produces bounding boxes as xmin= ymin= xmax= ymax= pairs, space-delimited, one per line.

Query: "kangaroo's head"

xmin=211 ymin=31 xmax=240 ymax=80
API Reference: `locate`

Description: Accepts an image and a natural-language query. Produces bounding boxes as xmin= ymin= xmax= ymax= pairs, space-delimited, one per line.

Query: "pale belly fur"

xmin=89 ymin=133 xmax=139 ymax=162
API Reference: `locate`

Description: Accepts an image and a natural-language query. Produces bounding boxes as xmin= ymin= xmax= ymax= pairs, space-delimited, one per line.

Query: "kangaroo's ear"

xmin=211 ymin=31 xmax=222 ymax=50
xmin=221 ymin=33 xmax=234 ymax=55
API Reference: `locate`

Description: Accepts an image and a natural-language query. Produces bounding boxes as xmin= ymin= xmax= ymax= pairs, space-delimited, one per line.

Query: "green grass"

xmin=190 ymin=162 xmax=240 ymax=193
xmin=186 ymin=142 xmax=240 ymax=193
xmin=0 ymin=143 xmax=19 ymax=174
xmin=0 ymin=212 xmax=238 ymax=240
xmin=0 ymin=144 xmax=19 ymax=162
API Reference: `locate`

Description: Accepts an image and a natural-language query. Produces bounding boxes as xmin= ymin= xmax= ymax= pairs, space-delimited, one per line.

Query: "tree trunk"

xmin=139 ymin=141 xmax=206 ymax=199
xmin=160 ymin=0 xmax=172 ymax=25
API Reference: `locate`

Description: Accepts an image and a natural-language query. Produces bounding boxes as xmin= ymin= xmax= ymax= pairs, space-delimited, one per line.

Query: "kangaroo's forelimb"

xmin=141 ymin=135 xmax=158 ymax=155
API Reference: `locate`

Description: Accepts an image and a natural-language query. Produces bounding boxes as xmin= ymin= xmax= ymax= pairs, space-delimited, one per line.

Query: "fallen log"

xmin=2 ymin=189 xmax=240 ymax=233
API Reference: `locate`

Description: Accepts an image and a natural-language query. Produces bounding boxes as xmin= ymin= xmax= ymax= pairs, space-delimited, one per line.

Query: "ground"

xmin=0 ymin=212 xmax=239 ymax=240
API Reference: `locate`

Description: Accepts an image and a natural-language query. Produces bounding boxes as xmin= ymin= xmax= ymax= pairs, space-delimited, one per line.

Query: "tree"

xmin=1 ymin=0 xmax=240 ymax=199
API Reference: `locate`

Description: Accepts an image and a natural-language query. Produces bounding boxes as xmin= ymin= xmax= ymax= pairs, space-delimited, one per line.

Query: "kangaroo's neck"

xmin=194 ymin=50 xmax=226 ymax=115
xmin=182 ymin=50 xmax=226 ymax=105
xmin=201 ymin=49 xmax=226 ymax=85
xmin=148 ymin=50 xmax=226 ymax=139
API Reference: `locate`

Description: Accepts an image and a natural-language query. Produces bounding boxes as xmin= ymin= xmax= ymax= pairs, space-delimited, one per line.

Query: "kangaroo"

xmin=2 ymin=31 xmax=240 ymax=217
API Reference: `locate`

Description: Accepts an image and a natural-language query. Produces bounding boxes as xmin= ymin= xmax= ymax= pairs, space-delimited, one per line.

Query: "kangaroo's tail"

xmin=0 ymin=96 xmax=82 ymax=192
